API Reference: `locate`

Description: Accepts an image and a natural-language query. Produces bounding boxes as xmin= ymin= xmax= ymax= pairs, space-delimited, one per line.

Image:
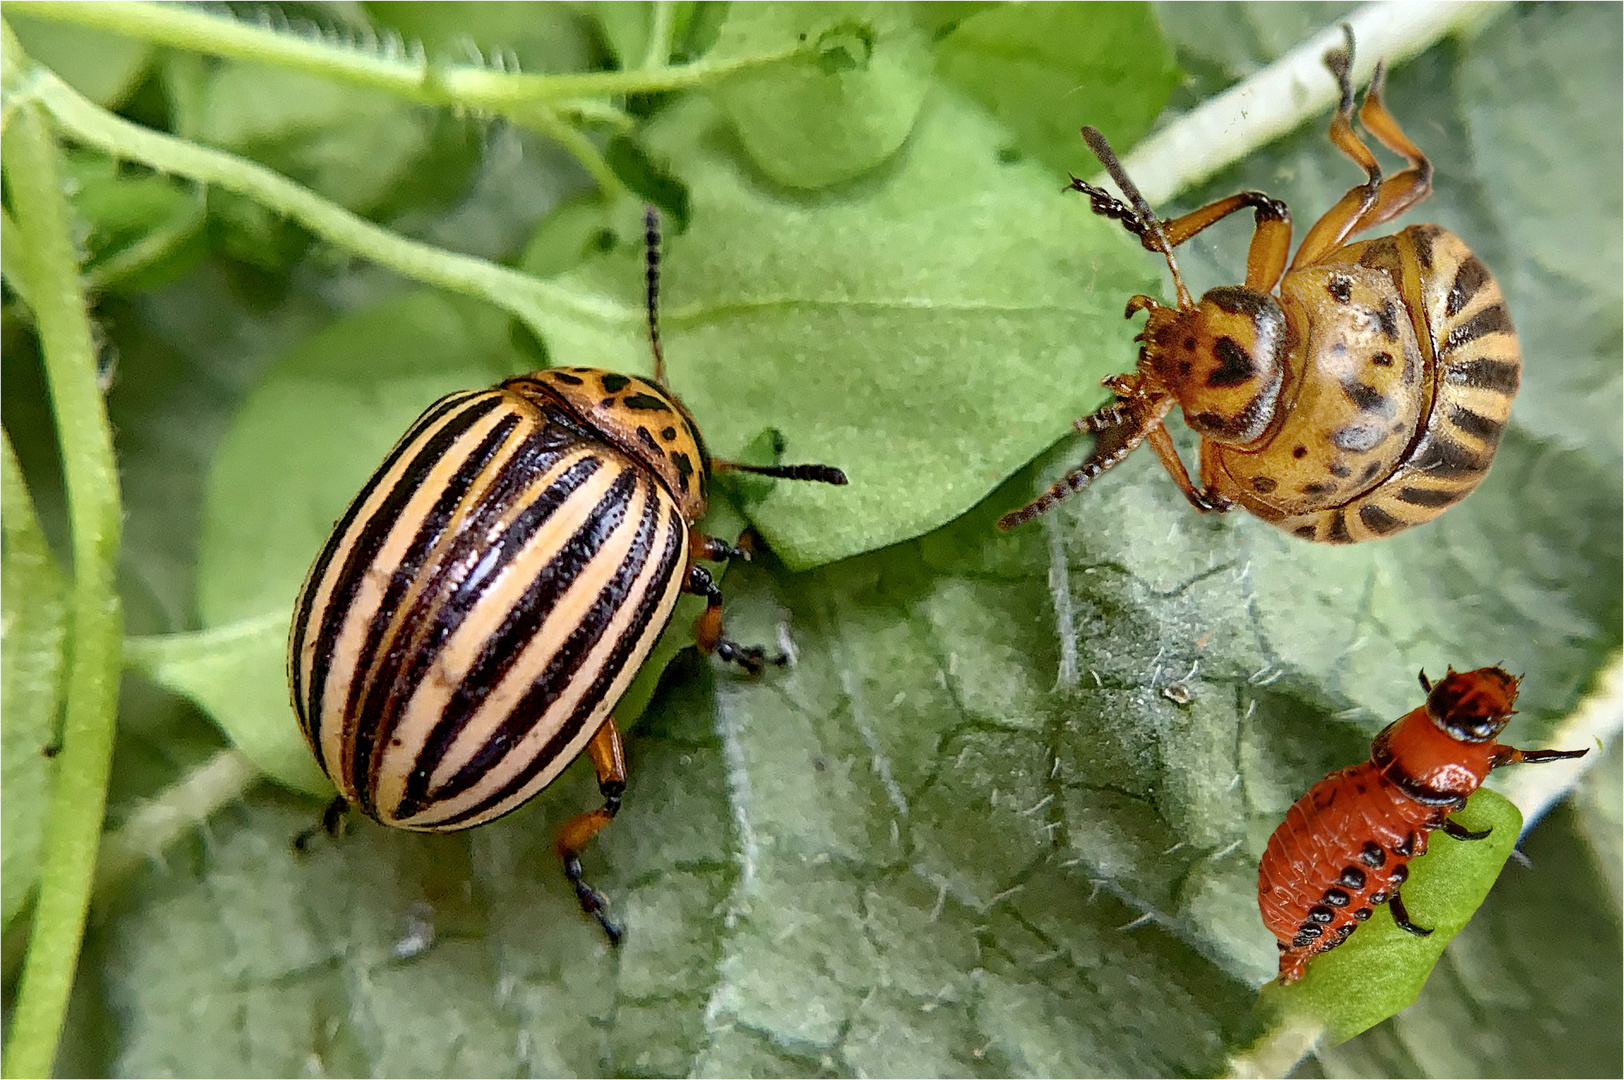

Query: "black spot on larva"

xmin=1444 ymin=357 xmax=1520 ymax=393
xmin=1353 ymin=907 xmax=1373 ymax=922
xmin=1368 ymin=890 xmax=1389 ymax=905
xmin=1296 ymin=924 xmax=1323 ymax=939
xmin=1329 ymin=461 xmax=1351 ymax=478
xmin=1323 ymin=888 xmax=1351 ymax=907
xmin=623 ymin=393 xmax=673 ymax=412
xmin=1292 ymin=931 xmax=1316 ymax=948
xmin=1292 ymin=445 xmax=1308 ymax=459
xmin=600 ymin=373 xmax=631 ymax=393
xmin=1449 ymin=405 xmax=1506 ymax=443
xmin=1301 ymin=481 xmax=1335 ymax=497
xmin=1445 ymin=256 xmax=1491 ymax=318
xmin=1341 ymin=380 xmax=1394 ymax=417
xmin=1178 ymin=360 xmax=1193 ymax=376
xmin=1396 ymin=485 xmax=1462 ymax=508
xmin=1183 ymin=337 xmax=1197 ymax=351
xmin=1309 ymin=906 xmax=1335 ymax=924
xmin=1337 ymin=867 xmax=1366 ymax=890
xmin=1442 ymin=304 xmax=1514 ymax=354
xmin=1410 ymin=431 xmax=1488 ymax=478
xmin=1293 ymin=524 xmax=1317 ymax=540
xmin=1327 ymin=275 xmax=1353 ymax=303
xmin=1395 ymin=832 xmax=1419 ymax=857
xmin=660 ymin=426 xmax=678 ymax=441
xmin=1209 ymin=337 xmax=1256 ymax=387
xmin=1389 ymin=864 xmax=1409 ymax=885
xmin=1372 ymin=351 xmax=1394 ymax=367
xmin=1251 ymin=476 xmax=1277 ymax=494
xmin=1361 ymin=842 xmax=1386 ymax=867
xmin=1375 ymin=299 xmax=1401 ymax=341
xmin=1334 ymin=924 xmax=1356 ymax=941
xmin=551 ymin=371 xmax=584 ymax=386
xmin=636 ymin=426 xmax=664 ymax=455
xmin=1359 ymin=503 xmax=1403 ymax=535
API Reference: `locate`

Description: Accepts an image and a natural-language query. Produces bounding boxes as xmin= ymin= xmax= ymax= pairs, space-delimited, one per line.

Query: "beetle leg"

xmin=686 ymin=564 xmax=781 ymax=674
xmin=1490 ymin=744 xmax=1591 ymax=768
xmin=1442 ymin=818 xmax=1493 ymax=842
xmin=1387 ymin=889 xmax=1433 ymax=937
xmin=998 ymin=394 xmax=1170 ymax=530
xmin=1146 ymin=423 xmax=1234 ymax=513
xmin=555 ymin=717 xmax=628 ymax=946
xmin=692 ymin=528 xmax=749 ymax=563
xmin=293 ymin=794 xmax=351 ymax=854
xmin=1292 ymin=26 xmax=1384 ymax=269
xmin=1348 ymin=60 xmax=1433 ymax=230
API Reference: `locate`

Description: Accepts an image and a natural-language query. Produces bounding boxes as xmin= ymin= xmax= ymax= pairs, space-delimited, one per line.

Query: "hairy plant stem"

xmin=0 ymin=35 xmax=125 ymax=1080
xmin=4 ymin=0 xmax=803 ymax=110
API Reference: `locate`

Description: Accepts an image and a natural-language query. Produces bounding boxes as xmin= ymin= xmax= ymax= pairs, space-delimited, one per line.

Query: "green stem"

xmin=16 ymin=54 xmax=634 ymax=340
xmin=642 ymin=1 xmax=678 ymax=71
xmin=5 ymin=1 xmax=803 ymax=108
xmin=0 ymin=42 xmax=125 ymax=1080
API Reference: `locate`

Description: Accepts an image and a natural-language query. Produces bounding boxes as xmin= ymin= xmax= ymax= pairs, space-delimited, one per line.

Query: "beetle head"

xmin=1424 ymin=665 xmax=1520 ymax=743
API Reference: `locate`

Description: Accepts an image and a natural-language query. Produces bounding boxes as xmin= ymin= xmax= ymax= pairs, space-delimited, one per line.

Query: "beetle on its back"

xmin=289 ymin=209 xmax=846 ymax=942
xmin=999 ymin=27 xmax=1519 ymax=542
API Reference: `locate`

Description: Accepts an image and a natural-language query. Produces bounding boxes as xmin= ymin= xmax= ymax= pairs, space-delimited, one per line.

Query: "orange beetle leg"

xmin=555 ymin=716 xmax=629 ymax=945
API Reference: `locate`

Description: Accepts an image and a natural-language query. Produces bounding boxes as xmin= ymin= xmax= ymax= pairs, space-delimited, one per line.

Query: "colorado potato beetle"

xmin=288 ymin=209 xmax=846 ymax=942
xmin=1000 ymin=28 xmax=1518 ymax=542
xmin=1257 ymin=666 xmax=1587 ymax=984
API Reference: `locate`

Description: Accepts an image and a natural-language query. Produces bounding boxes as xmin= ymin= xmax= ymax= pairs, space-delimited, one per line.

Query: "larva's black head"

xmin=1424 ymin=665 xmax=1520 ymax=743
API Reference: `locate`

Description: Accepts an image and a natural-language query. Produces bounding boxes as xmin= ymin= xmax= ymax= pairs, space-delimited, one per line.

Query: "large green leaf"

xmin=5 ymin=3 xmax=1616 ymax=1076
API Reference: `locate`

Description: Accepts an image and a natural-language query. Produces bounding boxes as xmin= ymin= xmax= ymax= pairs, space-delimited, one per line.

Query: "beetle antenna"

xmin=644 ymin=205 xmax=667 ymax=387
xmin=1080 ymin=126 xmax=1193 ymax=309
xmin=712 ymin=460 xmax=848 ymax=486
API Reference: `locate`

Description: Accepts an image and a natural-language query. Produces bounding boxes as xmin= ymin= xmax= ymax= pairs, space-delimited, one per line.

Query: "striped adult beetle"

xmin=1000 ymin=27 xmax=1519 ymax=542
xmin=288 ymin=209 xmax=846 ymax=943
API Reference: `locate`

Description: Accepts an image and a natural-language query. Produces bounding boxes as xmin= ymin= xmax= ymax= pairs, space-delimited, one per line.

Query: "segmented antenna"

xmin=1079 ymin=126 xmax=1193 ymax=309
xmin=644 ymin=205 xmax=667 ymax=386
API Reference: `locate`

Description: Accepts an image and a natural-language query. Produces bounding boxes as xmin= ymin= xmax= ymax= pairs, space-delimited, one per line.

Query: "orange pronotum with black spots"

xmin=1256 ymin=666 xmax=1586 ymax=984
xmin=1000 ymin=27 xmax=1518 ymax=542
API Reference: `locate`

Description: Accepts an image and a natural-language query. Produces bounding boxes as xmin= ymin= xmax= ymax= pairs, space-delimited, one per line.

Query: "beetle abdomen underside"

xmin=289 ymin=387 xmax=689 ymax=831
xmin=1233 ymin=226 xmax=1520 ymax=543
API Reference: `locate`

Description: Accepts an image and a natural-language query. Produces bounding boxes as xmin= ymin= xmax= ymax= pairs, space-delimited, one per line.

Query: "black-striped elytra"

xmin=288 ymin=208 xmax=847 ymax=943
xmin=999 ymin=26 xmax=1518 ymax=542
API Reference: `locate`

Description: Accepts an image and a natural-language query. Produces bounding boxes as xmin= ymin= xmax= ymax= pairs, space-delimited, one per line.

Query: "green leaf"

xmin=1255 ymin=789 xmax=1522 ymax=1047
xmin=544 ymin=90 xmax=1163 ymax=568
xmin=705 ymin=2 xmax=933 ymax=188
xmin=123 ymin=615 xmax=326 ymax=796
xmin=61 ymin=148 xmax=206 ymax=293
xmin=6 ymin=14 xmax=151 ymax=108
xmin=1310 ymin=797 xmax=1623 ymax=1076
xmin=934 ymin=2 xmax=1181 ymax=174
xmin=1 ymin=437 xmax=66 ymax=929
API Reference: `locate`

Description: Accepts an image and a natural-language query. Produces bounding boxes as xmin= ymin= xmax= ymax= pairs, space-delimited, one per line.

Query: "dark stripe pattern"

xmin=291 ymin=388 xmax=689 ymax=831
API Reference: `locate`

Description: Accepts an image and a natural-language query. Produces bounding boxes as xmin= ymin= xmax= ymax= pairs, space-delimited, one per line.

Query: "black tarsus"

xmin=293 ymin=794 xmax=351 ymax=854
xmin=686 ymin=564 xmax=785 ymax=675
xmin=1388 ymin=890 xmax=1433 ymax=937
xmin=1442 ymin=818 xmax=1492 ymax=842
